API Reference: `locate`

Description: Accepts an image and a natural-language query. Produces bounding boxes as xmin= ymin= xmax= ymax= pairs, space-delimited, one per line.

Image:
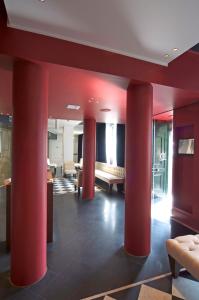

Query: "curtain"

xmin=96 ymin=123 xmax=106 ymax=162
xmin=117 ymin=124 xmax=125 ymax=167
xmin=78 ymin=134 xmax=83 ymax=163
xmin=106 ymin=123 xmax=117 ymax=165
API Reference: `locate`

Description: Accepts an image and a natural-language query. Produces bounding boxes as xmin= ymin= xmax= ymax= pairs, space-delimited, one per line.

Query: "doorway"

xmin=152 ymin=120 xmax=171 ymax=197
xmin=152 ymin=120 xmax=173 ymax=222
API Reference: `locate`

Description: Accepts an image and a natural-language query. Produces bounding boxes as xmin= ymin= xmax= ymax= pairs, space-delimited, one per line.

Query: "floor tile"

xmin=109 ymin=286 xmax=141 ymax=300
xmin=172 ymin=276 xmax=199 ymax=300
xmin=138 ymin=284 xmax=172 ymax=300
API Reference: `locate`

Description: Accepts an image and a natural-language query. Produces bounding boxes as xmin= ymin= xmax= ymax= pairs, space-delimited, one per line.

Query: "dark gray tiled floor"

xmin=109 ymin=276 xmax=172 ymax=300
xmin=0 ymin=188 xmax=191 ymax=300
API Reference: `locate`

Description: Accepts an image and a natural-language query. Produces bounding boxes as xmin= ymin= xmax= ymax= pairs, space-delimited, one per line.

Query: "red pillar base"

xmin=10 ymin=269 xmax=47 ymax=288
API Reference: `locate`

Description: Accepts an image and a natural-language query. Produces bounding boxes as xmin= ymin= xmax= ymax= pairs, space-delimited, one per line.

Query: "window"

xmin=106 ymin=123 xmax=117 ymax=166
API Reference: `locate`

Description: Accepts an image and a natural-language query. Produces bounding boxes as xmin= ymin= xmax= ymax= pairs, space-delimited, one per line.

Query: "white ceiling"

xmin=4 ymin=0 xmax=199 ymax=66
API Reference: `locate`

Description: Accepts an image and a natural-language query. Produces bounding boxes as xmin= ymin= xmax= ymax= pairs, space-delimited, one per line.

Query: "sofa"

xmin=95 ymin=161 xmax=125 ymax=192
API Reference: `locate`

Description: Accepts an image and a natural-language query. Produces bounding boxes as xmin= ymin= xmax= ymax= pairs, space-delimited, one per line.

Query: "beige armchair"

xmin=74 ymin=170 xmax=83 ymax=196
xmin=64 ymin=161 xmax=76 ymax=177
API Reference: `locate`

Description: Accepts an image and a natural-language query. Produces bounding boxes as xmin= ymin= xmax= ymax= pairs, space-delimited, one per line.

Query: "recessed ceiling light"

xmin=164 ymin=54 xmax=170 ymax=58
xmin=89 ymin=98 xmax=99 ymax=104
xmin=39 ymin=0 xmax=46 ymax=2
xmin=66 ymin=104 xmax=80 ymax=110
xmin=100 ymin=108 xmax=111 ymax=112
xmin=173 ymin=48 xmax=179 ymax=52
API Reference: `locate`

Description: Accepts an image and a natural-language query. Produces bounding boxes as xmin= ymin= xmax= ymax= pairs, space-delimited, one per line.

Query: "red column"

xmin=11 ymin=60 xmax=48 ymax=286
xmin=125 ymin=83 xmax=153 ymax=256
xmin=82 ymin=119 xmax=96 ymax=200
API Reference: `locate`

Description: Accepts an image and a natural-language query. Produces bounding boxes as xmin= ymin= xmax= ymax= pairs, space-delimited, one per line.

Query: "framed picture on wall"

xmin=178 ymin=138 xmax=194 ymax=155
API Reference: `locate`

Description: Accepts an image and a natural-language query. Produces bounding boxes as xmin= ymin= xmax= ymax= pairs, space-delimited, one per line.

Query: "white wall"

xmin=63 ymin=123 xmax=74 ymax=163
xmin=48 ymin=119 xmax=82 ymax=166
xmin=49 ymin=133 xmax=63 ymax=166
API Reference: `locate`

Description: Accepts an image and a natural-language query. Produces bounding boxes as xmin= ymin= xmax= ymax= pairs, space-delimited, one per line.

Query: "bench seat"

xmin=166 ymin=234 xmax=199 ymax=280
xmin=95 ymin=161 xmax=125 ymax=192
xmin=95 ymin=169 xmax=124 ymax=185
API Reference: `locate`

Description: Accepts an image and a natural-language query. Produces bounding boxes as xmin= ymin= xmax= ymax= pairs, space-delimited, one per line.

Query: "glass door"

xmin=152 ymin=120 xmax=171 ymax=197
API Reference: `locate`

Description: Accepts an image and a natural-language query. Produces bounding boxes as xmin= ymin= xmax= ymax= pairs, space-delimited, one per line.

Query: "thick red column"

xmin=125 ymin=83 xmax=153 ymax=256
xmin=11 ymin=60 xmax=48 ymax=286
xmin=82 ymin=119 xmax=96 ymax=200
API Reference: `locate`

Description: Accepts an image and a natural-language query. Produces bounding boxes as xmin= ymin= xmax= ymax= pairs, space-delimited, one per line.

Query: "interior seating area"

xmin=95 ymin=161 xmax=125 ymax=192
xmin=1 ymin=1 xmax=199 ymax=300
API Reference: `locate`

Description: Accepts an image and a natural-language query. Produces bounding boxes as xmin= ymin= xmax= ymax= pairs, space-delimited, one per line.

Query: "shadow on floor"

xmin=0 ymin=187 xmax=193 ymax=300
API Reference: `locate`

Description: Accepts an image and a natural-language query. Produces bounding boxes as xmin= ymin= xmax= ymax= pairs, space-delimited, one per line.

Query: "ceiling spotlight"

xmin=39 ymin=0 xmax=46 ymax=2
xmin=66 ymin=104 xmax=80 ymax=110
xmin=89 ymin=98 xmax=99 ymax=104
xmin=100 ymin=108 xmax=111 ymax=112
xmin=173 ymin=48 xmax=179 ymax=52
xmin=164 ymin=54 xmax=170 ymax=58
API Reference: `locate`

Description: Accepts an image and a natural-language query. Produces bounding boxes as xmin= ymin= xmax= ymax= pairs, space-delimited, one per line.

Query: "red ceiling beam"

xmin=0 ymin=26 xmax=199 ymax=92
xmin=166 ymin=50 xmax=199 ymax=92
xmin=0 ymin=27 xmax=165 ymax=82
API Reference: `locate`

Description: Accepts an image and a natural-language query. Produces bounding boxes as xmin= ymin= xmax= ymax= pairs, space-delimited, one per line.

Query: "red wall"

xmin=0 ymin=0 xmax=7 ymax=29
xmin=0 ymin=67 xmax=12 ymax=114
xmin=172 ymin=103 xmax=199 ymax=231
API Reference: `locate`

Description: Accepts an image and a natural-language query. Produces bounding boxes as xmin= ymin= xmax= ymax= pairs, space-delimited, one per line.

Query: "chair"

xmin=74 ymin=170 xmax=83 ymax=196
xmin=64 ymin=161 xmax=76 ymax=177
xmin=166 ymin=234 xmax=199 ymax=280
xmin=74 ymin=158 xmax=83 ymax=170
xmin=47 ymin=170 xmax=53 ymax=181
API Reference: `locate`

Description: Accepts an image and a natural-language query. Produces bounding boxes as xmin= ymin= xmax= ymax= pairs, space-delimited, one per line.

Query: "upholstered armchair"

xmin=74 ymin=170 xmax=83 ymax=196
xmin=64 ymin=161 xmax=76 ymax=177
